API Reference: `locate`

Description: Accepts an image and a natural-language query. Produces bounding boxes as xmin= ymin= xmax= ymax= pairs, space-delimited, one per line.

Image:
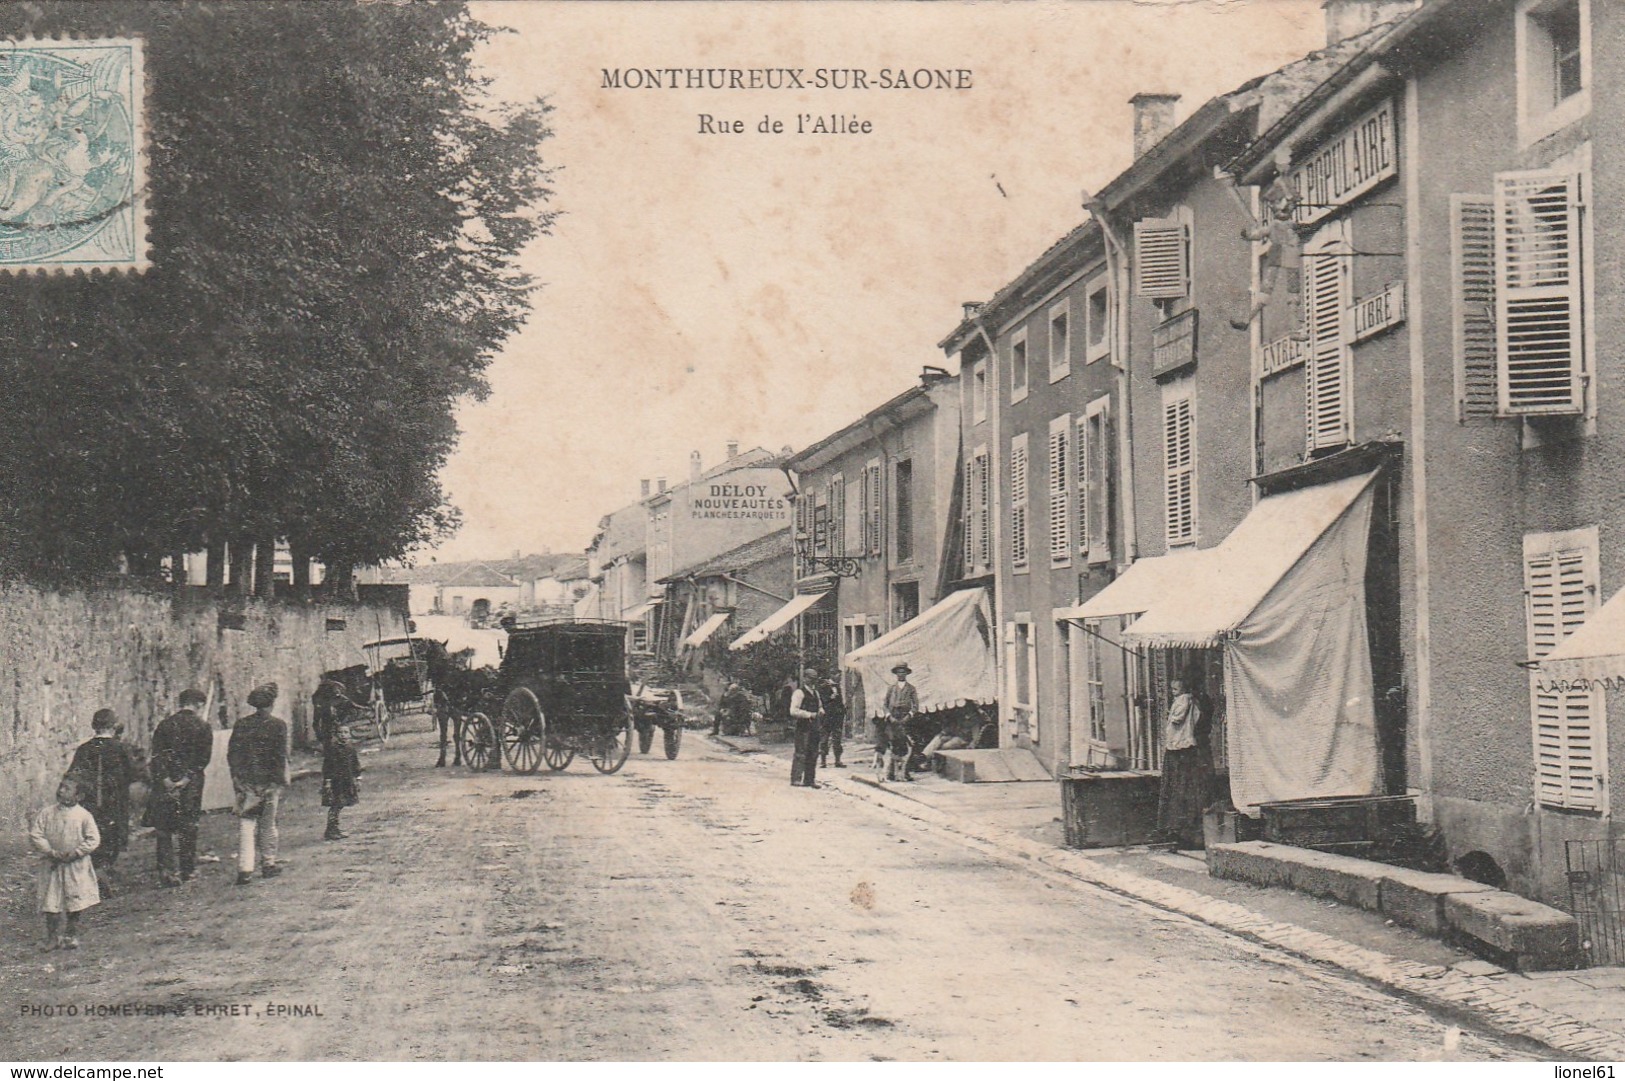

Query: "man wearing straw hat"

xmin=881 ymin=663 xmax=920 ymax=782
xmin=227 ymin=683 xmax=289 ymax=886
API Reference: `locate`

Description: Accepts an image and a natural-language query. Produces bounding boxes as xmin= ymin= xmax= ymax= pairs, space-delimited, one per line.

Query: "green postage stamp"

xmin=0 ymin=38 xmax=146 ymax=272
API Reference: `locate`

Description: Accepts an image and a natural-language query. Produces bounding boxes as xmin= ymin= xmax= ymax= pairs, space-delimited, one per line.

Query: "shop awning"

xmin=1053 ymin=549 xmax=1222 ymax=622
xmin=1538 ymin=586 xmax=1625 ymax=683
xmin=1123 ymin=471 xmax=1379 ymax=648
xmin=843 ymin=589 xmax=996 ymax=719
xmin=681 ymin=612 xmax=731 ymax=650
xmin=728 ymin=591 xmax=826 ymax=651
xmin=622 ymin=598 xmax=661 ymax=622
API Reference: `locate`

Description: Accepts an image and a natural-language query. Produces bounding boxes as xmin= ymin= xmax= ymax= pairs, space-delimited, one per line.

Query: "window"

xmin=1010 ymin=330 xmax=1029 ymax=403
xmin=1162 ymin=380 xmax=1195 ymax=547
xmin=1010 ymin=434 xmax=1030 ymax=570
xmin=1086 ymin=278 xmax=1110 ymax=362
xmin=893 ymin=581 xmax=919 ymax=625
xmin=1008 ymin=618 xmax=1036 ymax=742
xmin=1451 ymin=194 xmax=1498 ymax=420
xmin=1049 ymin=301 xmax=1070 ymax=382
xmin=1495 ymin=168 xmax=1585 ymax=416
xmin=971 ymin=359 xmax=988 ymax=424
xmin=863 ymin=458 xmax=883 ymax=556
xmin=1047 ymin=415 xmax=1072 ymax=567
xmin=1082 ymin=396 xmax=1111 ymax=563
xmin=812 ymin=495 xmax=830 ymax=554
xmin=1084 ymin=622 xmax=1107 ymax=744
xmin=1524 ymin=527 xmax=1605 ymax=812
xmin=1134 ymin=217 xmax=1190 ymax=299
xmin=893 ymin=459 xmax=914 ymax=563
xmin=1304 ymin=224 xmax=1353 ymax=453
xmin=1518 ymin=0 xmax=1589 ymax=142
xmin=965 ymin=446 xmax=991 ymax=575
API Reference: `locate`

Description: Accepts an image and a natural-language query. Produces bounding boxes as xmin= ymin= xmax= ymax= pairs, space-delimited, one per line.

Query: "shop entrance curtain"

xmin=843 ymin=589 xmax=996 ymax=719
xmin=1224 ymin=480 xmax=1381 ymax=814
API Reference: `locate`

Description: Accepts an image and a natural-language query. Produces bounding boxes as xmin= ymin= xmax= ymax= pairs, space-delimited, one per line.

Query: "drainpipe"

xmin=1087 ymin=197 xmax=1138 ymax=564
xmin=970 ymin=314 xmax=1007 ymax=741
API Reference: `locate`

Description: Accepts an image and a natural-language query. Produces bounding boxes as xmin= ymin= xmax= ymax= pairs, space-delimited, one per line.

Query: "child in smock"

xmin=320 ymin=721 xmax=361 ymax=840
xmin=30 ymin=775 xmax=102 ymax=950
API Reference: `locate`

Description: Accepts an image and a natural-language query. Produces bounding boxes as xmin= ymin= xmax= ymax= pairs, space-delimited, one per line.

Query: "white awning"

xmin=1053 ymin=549 xmax=1222 ymax=623
xmin=681 ymin=612 xmax=731 ymax=649
xmin=1123 ymin=471 xmax=1379 ymax=648
xmin=728 ymin=591 xmax=826 ymax=651
xmin=623 ymin=598 xmax=661 ymax=621
xmin=1540 ymin=585 xmax=1625 ymax=683
xmin=843 ymin=589 xmax=996 ymax=718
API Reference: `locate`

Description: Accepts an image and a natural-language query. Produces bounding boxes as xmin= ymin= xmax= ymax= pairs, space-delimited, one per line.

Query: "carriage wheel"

xmin=590 ymin=711 xmax=633 ymax=775
xmin=542 ymin=734 xmax=575 ymax=772
xmin=502 ymin=686 xmax=545 ymax=774
xmin=372 ymin=695 xmax=390 ymax=745
xmin=460 ymin=712 xmax=496 ymax=771
xmin=664 ymin=723 xmax=683 ymax=761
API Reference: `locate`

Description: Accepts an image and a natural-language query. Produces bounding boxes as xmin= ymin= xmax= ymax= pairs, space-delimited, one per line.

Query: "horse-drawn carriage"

xmin=492 ymin=618 xmax=635 ymax=774
xmin=316 ymin=634 xmax=440 ymax=745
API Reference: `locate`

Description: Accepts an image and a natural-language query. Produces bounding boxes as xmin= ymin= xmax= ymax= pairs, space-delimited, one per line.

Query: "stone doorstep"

xmin=1443 ymin=891 xmax=1583 ymax=973
xmin=1209 ymin=840 xmax=1382 ymax=909
xmin=1378 ymin=868 xmax=1500 ymax=935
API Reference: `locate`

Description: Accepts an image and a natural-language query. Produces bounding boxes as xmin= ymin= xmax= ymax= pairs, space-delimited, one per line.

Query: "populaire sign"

xmin=1289 ymin=99 xmax=1397 ymax=226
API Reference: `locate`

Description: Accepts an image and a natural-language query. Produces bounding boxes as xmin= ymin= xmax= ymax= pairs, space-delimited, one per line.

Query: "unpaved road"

xmin=2 ymin=731 xmax=1538 ymax=1061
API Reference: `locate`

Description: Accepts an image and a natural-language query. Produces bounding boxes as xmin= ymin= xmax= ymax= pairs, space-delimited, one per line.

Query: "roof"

xmin=939 ymin=220 xmax=1104 ymax=354
xmin=440 ymin=562 xmax=520 ymax=589
xmin=376 ymin=551 xmax=586 ymax=586
xmin=657 ymin=527 xmax=793 ymax=584
xmin=787 ymin=372 xmax=955 ymax=473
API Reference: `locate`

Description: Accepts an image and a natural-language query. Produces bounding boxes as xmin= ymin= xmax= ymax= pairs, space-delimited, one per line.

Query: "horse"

xmin=418 ymin=639 xmax=502 ymax=769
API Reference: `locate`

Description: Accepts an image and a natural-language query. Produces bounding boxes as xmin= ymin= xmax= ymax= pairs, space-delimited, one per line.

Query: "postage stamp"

xmin=0 ymin=37 xmax=147 ymax=272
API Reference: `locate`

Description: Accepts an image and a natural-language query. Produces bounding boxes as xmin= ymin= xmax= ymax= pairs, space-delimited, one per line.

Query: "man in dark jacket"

xmin=227 ymin=683 xmax=289 ymax=886
xmin=146 ymin=689 xmax=213 ymax=885
xmin=68 ymin=709 xmax=139 ymax=897
xmin=818 ymin=676 xmax=846 ymax=769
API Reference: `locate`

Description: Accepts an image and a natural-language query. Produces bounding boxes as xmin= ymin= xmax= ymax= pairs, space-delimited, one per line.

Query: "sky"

xmin=428 ymin=0 xmax=1326 ymax=563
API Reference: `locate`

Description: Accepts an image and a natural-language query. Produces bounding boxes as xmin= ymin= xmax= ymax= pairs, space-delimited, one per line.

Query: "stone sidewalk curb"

xmin=708 ymin=733 xmax=1625 ymax=1059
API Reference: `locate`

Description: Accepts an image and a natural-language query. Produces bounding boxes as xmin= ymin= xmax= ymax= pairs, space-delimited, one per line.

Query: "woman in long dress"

xmin=1157 ymin=675 xmax=1213 ymax=850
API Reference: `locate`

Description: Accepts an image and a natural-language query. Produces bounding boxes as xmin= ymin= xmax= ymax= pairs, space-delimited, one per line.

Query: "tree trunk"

xmin=228 ymin=539 xmax=253 ymax=597
xmin=253 ymin=533 xmax=277 ymax=600
xmin=170 ymin=547 xmax=188 ymax=592
xmin=206 ymin=539 xmax=226 ymax=589
xmin=290 ymin=537 xmax=313 ymax=603
xmin=327 ymin=562 xmax=355 ymax=600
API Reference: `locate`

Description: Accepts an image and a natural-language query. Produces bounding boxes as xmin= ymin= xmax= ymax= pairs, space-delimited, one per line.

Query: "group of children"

xmin=28 ymin=682 xmax=365 ymax=952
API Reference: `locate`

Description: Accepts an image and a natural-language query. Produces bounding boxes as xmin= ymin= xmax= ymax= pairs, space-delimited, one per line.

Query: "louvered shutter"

xmin=976 ymin=452 xmax=991 ymax=568
xmin=830 ymin=476 xmax=845 ymax=556
xmin=865 ymin=460 xmax=883 ymax=556
xmin=1524 ymin=532 xmax=1603 ymax=812
xmin=1134 ymin=219 xmax=1190 ymax=299
xmin=1303 ymin=240 xmax=1352 ymax=452
xmin=1076 ymin=413 xmax=1090 ymax=557
xmin=963 ymin=457 xmax=977 ymax=574
xmin=1048 ymin=419 xmax=1070 ymax=565
xmin=1010 ymin=436 xmax=1030 ymax=568
xmin=1163 ymin=394 xmax=1194 ymax=545
xmin=1452 ymin=194 xmax=1498 ymax=420
xmin=1496 ymin=170 xmax=1584 ymax=416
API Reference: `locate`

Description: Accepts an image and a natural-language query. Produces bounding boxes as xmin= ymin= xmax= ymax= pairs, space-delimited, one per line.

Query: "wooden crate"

xmin=1062 ymin=771 xmax=1161 ymax=849
xmin=1258 ymin=794 xmax=1416 ymax=848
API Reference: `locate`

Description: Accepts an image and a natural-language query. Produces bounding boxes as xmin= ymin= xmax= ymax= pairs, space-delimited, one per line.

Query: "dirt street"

xmin=1 ymin=731 xmax=1540 ymax=1061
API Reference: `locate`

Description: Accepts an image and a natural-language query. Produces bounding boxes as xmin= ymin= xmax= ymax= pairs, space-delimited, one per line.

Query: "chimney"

xmin=1323 ymin=0 xmax=1421 ymax=46
xmin=725 ymin=440 xmax=739 ymax=460
xmin=657 ymin=476 xmax=667 ymax=493
xmin=962 ymin=301 xmax=984 ymax=321
xmin=1130 ymin=93 xmax=1180 ymax=159
xmin=640 ymin=479 xmax=651 ymax=498
xmin=689 ymin=450 xmax=702 ymax=483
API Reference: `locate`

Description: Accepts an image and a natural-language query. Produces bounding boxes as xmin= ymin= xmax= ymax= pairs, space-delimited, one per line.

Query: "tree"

xmin=0 ymin=2 xmax=555 ymax=586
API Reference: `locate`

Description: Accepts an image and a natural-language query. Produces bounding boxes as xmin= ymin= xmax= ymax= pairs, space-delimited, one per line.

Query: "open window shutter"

xmin=963 ymin=458 xmax=977 ymax=574
xmin=1163 ymin=395 xmax=1194 ymax=545
xmin=1076 ymin=414 xmax=1090 ymax=556
xmin=1048 ymin=422 xmax=1070 ymax=563
xmin=1452 ymin=194 xmax=1497 ymax=420
xmin=866 ymin=461 xmax=883 ymax=555
xmin=1496 ymin=170 xmax=1584 ymax=416
xmin=1010 ymin=438 xmax=1029 ymax=567
xmin=1303 ymin=242 xmax=1351 ymax=452
xmin=1524 ymin=536 xmax=1602 ymax=811
xmin=976 ymin=452 xmax=992 ymax=568
xmin=1134 ymin=219 xmax=1190 ymax=299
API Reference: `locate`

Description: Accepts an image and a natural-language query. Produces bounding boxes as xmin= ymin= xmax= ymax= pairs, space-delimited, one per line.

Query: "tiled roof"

xmin=658 ymin=528 xmax=793 ymax=583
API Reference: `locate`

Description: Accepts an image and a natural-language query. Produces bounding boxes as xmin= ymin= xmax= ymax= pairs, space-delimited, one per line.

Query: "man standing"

xmin=819 ymin=675 xmax=846 ymax=769
xmin=67 ymin=709 xmax=138 ymax=897
xmin=882 ymin=663 xmax=920 ymax=782
xmin=146 ymin=689 xmax=213 ymax=886
xmin=788 ymin=668 xmax=823 ymax=788
xmin=227 ymin=683 xmax=289 ymax=886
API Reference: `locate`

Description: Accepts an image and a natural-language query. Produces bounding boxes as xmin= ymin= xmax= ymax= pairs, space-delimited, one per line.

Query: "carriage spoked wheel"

xmin=371 ymin=693 xmax=391 ymax=746
xmin=663 ymin=723 xmax=683 ymax=761
xmin=542 ymin=733 xmax=575 ymax=772
xmin=502 ymin=686 xmax=545 ymax=774
xmin=460 ymin=712 xmax=497 ymax=771
xmin=590 ymin=710 xmax=634 ymax=775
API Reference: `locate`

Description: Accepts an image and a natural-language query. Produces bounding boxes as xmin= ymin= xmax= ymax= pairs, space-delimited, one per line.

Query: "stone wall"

xmin=0 ymin=583 xmax=407 ymax=828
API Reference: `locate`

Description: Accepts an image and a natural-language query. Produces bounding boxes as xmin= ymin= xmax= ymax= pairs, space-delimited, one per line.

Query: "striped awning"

xmin=622 ymin=598 xmax=661 ymax=621
xmin=681 ymin=612 xmax=731 ymax=649
xmin=728 ymin=591 xmax=826 ymax=651
xmin=1053 ymin=548 xmax=1221 ymax=623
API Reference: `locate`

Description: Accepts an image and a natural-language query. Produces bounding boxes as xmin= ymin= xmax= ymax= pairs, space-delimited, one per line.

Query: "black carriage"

xmin=495 ymin=618 xmax=634 ymax=774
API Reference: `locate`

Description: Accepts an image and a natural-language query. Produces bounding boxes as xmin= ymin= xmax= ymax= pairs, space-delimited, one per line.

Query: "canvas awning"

xmin=1123 ymin=471 xmax=1379 ymax=648
xmin=1053 ymin=549 xmax=1222 ymax=623
xmin=681 ymin=612 xmax=731 ymax=650
xmin=1539 ymin=586 xmax=1625 ymax=683
xmin=728 ymin=591 xmax=826 ymax=651
xmin=622 ymin=598 xmax=661 ymax=622
xmin=843 ymin=589 xmax=996 ymax=718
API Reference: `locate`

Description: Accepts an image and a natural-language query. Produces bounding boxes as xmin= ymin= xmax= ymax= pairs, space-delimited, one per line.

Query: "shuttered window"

xmin=1077 ymin=410 xmax=1091 ymax=557
xmin=795 ymin=489 xmax=812 ymax=577
xmin=1162 ymin=384 xmax=1195 ymax=547
xmin=1304 ymin=229 xmax=1353 ymax=453
xmin=976 ymin=449 xmax=991 ymax=569
xmin=864 ymin=458 xmax=883 ymax=556
xmin=1496 ymin=169 xmax=1585 ymax=416
xmin=1134 ymin=218 xmax=1190 ymax=299
xmin=1048 ymin=416 xmax=1071 ymax=566
xmin=1524 ymin=528 xmax=1604 ymax=812
xmin=1452 ymin=194 xmax=1498 ymax=420
xmin=963 ymin=456 xmax=977 ymax=575
xmin=1010 ymin=435 xmax=1030 ymax=570
xmin=828 ymin=475 xmax=845 ymax=556
xmin=857 ymin=465 xmax=873 ymax=560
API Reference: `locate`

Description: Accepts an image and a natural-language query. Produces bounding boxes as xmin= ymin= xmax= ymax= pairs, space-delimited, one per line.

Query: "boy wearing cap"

xmin=227 ymin=683 xmax=289 ymax=885
xmin=146 ymin=689 xmax=213 ymax=885
xmin=67 ymin=709 xmax=138 ymax=897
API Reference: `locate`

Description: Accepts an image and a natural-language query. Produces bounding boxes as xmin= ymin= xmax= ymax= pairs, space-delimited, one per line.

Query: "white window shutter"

xmin=976 ymin=452 xmax=991 ymax=568
xmin=1523 ymin=531 xmax=1604 ymax=812
xmin=1076 ymin=413 xmax=1090 ymax=556
xmin=1304 ymin=240 xmax=1352 ymax=452
xmin=1010 ymin=437 xmax=1030 ymax=567
xmin=867 ymin=461 xmax=883 ymax=555
xmin=1496 ymin=170 xmax=1584 ymax=416
xmin=1134 ymin=219 xmax=1190 ymax=299
xmin=1451 ymin=194 xmax=1498 ymax=420
xmin=1162 ymin=394 xmax=1195 ymax=545
xmin=963 ymin=457 xmax=976 ymax=574
xmin=1048 ymin=419 xmax=1070 ymax=564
